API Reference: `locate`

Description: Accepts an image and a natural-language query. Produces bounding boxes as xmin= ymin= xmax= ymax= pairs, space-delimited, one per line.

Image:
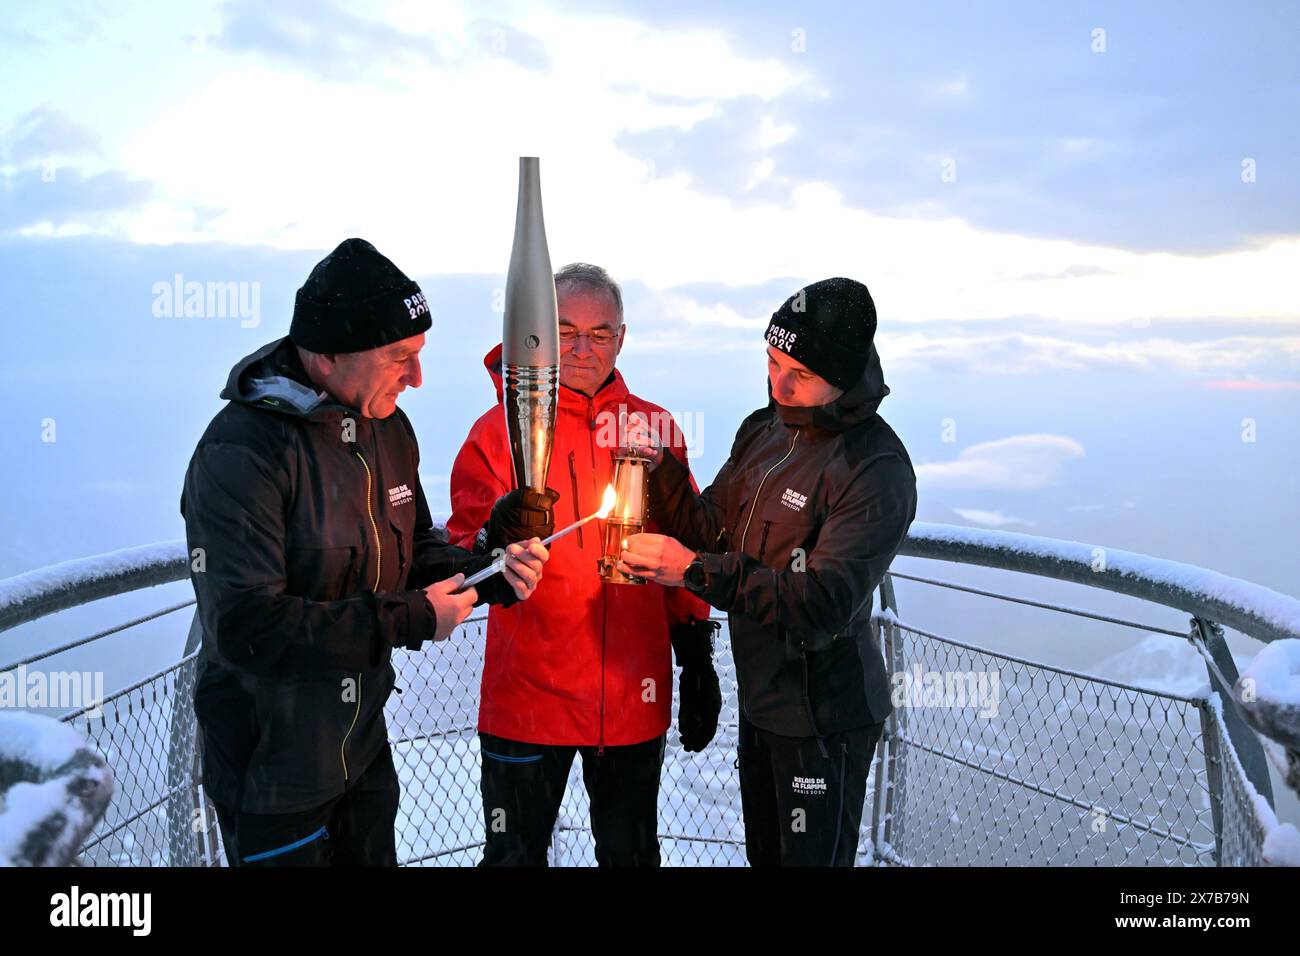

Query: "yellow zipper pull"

xmin=354 ymin=452 xmax=382 ymax=590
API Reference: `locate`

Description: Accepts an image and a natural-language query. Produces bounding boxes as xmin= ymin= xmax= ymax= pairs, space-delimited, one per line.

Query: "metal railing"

xmin=2 ymin=522 xmax=1296 ymax=866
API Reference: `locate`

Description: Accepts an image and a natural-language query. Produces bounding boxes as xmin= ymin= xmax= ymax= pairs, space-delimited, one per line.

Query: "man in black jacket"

xmin=619 ymin=277 xmax=917 ymax=866
xmin=181 ymin=238 xmax=552 ymax=867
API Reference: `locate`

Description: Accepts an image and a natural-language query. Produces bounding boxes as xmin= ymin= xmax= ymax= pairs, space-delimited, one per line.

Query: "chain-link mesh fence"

xmin=58 ymin=604 xmax=1267 ymax=867
xmin=61 ymin=652 xmax=219 ymax=867
xmin=877 ymin=616 xmax=1267 ymax=866
xmin=1205 ymin=694 xmax=1268 ymax=867
xmin=387 ymin=617 xmax=765 ymax=866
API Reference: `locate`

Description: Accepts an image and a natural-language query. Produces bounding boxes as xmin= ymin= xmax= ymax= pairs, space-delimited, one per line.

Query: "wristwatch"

xmin=683 ymin=556 xmax=709 ymax=595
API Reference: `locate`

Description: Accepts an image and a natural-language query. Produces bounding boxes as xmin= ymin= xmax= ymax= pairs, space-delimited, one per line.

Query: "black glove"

xmin=483 ymin=487 xmax=559 ymax=553
xmin=670 ymin=618 xmax=722 ymax=752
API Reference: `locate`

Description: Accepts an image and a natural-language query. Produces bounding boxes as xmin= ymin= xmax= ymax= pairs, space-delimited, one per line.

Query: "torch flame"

xmin=597 ymin=484 xmax=617 ymax=519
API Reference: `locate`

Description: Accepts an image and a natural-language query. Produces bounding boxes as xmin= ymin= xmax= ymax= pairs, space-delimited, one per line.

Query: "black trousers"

xmin=478 ymin=731 xmax=666 ymax=866
xmin=211 ymin=744 xmax=400 ymax=867
xmin=737 ymin=713 xmax=884 ymax=866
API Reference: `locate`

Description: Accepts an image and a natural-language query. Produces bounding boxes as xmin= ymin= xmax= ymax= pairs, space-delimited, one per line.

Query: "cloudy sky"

xmin=2 ymin=2 xmax=1297 ymax=683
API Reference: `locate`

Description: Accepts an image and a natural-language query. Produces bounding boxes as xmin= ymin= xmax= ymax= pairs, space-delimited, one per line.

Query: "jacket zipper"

xmin=585 ymin=397 xmax=600 ymax=490
xmin=568 ymin=450 xmax=583 ymax=549
xmin=354 ymin=451 xmax=382 ymax=589
xmin=597 ymin=590 xmax=608 ymax=757
xmin=341 ymin=670 xmax=362 ymax=781
xmin=346 ymin=448 xmax=382 ymax=784
xmin=739 ymin=430 xmax=800 ymax=552
xmin=738 ymin=428 xmax=823 ymax=753
xmin=586 ymin=394 xmax=607 ymax=756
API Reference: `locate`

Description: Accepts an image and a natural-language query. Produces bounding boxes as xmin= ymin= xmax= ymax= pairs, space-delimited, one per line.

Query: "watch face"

xmin=685 ymin=561 xmax=706 ymax=591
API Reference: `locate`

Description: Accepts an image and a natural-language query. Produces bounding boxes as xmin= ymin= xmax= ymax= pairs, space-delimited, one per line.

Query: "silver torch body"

xmin=502 ymin=157 xmax=560 ymax=494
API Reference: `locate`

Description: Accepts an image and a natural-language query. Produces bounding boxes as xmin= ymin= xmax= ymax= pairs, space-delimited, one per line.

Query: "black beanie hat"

xmin=290 ymin=238 xmax=432 ymax=353
xmin=764 ymin=277 xmax=877 ymax=391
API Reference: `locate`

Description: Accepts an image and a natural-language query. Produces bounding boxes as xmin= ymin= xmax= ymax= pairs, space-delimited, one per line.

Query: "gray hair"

xmin=554 ymin=262 xmax=623 ymax=321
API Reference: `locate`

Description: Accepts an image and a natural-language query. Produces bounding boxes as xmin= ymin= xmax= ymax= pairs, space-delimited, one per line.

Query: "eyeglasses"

xmin=559 ymin=326 xmax=619 ymax=346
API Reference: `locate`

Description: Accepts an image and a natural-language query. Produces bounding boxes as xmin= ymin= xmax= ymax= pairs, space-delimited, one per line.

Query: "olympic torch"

xmin=503 ymin=157 xmax=559 ymax=494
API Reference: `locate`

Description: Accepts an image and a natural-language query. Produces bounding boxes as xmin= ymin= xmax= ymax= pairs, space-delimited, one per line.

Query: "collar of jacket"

xmin=769 ymin=340 xmax=891 ymax=434
xmin=482 ymin=342 xmax=630 ymax=424
xmin=221 ymin=336 xmax=370 ymax=424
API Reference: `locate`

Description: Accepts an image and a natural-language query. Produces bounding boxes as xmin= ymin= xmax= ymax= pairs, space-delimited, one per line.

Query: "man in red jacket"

xmin=447 ymin=262 xmax=721 ymax=866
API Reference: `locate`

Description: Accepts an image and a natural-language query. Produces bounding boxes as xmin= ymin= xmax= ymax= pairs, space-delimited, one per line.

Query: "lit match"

xmin=459 ymin=485 xmax=616 ymax=590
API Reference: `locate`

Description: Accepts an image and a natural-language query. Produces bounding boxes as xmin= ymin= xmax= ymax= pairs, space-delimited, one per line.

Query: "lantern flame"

xmin=597 ymin=484 xmax=617 ymax=519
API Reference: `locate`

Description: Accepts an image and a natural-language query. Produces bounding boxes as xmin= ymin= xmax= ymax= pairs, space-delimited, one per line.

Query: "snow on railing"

xmin=901 ymin=522 xmax=1300 ymax=647
xmin=0 ymin=540 xmax=188 ymax=633
xmin=6 ymin=524 xmax=1299 ymax=647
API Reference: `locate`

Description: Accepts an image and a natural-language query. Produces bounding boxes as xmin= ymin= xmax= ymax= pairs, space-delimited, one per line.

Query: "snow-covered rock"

xmin=1207 ymin=692 xmax=1300 ymax=866
xmin=0 ymin=711 xmax=114 ymax=866
xmin=1237 ymin=639 xmax=1300 ymax=796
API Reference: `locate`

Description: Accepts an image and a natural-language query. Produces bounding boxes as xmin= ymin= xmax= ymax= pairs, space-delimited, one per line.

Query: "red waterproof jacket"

xmin=448 ymin=344 xmax=710 ymax=747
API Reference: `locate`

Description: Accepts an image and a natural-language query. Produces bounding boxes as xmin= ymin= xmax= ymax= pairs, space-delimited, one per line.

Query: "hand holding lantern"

xmin=621 ymin=412 xmax=664 ymax=470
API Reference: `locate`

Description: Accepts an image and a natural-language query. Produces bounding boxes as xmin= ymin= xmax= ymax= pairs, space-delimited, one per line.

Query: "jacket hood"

xmin=221 ymin=336 xmax=353 ymax=422
xmin=769 ymin=337 xmax=890 ymax=433
xmin=481 ymin=342 xmax=630 ymax=412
